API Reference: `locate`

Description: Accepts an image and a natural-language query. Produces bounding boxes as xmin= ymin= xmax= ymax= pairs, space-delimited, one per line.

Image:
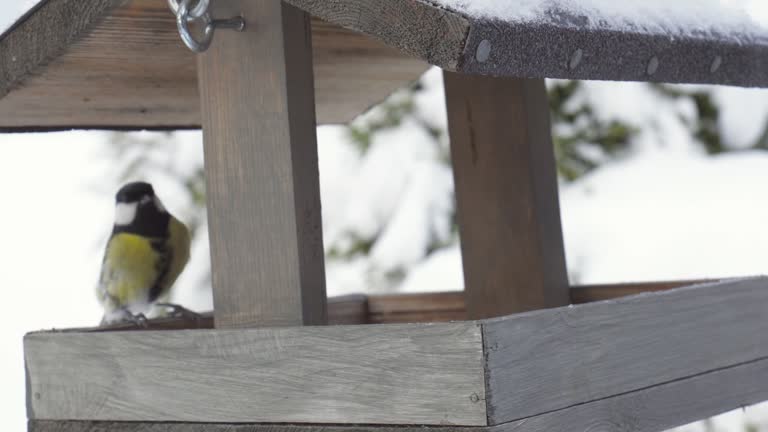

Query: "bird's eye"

xmin=139 ymin=195 xmax=152 ymax=205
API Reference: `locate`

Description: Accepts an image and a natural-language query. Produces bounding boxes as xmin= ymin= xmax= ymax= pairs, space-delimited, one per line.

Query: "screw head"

xmin=476 ymin=40 xmax=492 ymax=63
xmin=569 ymin=49 xmax=583 ymax=70
xmin=647 ymin=56 xmax=659 ymax=76
xmin=710 ymin=56 xmax=723 ymax=73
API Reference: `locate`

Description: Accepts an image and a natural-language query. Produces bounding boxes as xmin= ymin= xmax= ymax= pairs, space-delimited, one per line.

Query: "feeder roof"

xmin=1 ymin=0 xmax=767 ymax=131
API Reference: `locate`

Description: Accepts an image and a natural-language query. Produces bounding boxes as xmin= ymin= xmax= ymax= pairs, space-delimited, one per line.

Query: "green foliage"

xmin=326 ymin=81 xmax=454 ymax=265
xmin=549 ymin=80 xmax=636 ymax=181
xmin=326 ymin=233 xmax=376 ymax=259
xmin=347 ymin=86 xmax=418 ymax=153
xmin=653 ymin=84 xmax=725 ymax=154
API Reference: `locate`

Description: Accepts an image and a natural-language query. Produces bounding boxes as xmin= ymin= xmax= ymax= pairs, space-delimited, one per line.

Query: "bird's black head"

xmin=113 ymin=181 xmax=170 ymax=237
xmin=115 ymin=181 xmax=155 ymax=204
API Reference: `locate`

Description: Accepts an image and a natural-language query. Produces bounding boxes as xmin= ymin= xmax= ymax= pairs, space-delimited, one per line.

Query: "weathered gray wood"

xmin=499 ymin=357 xmax=768 ymax=432
xmin=25 ymin=323 xmax=486 ymax=425
xmin=444 ymin=73 xmax=569 ymax=319
xmin=199 ymin=0 xmax=326 ymax=328
xmin=460 ymin=15 xmax=768 ymax=88
xmin=482 ymin=277 xmax=768 ymax=424
xmin=70 ymin=294 xmax=369 ymax=332
xmin=281 ymin=0 xmax=469 ymax=70
xmin=30 ymin=421 xmax=483 ymax=432
xmin=28 ymin=356 xmax=768 ymax=431
xmin=38 ymin=278 xmax=723 ymax=332
xmin=0 ymin=0 xmax=428 ymax=130
xmin=283 ymin=0 xmax=768 ymax=87
xmin=570 ymin=278 xmax=718 ymax=304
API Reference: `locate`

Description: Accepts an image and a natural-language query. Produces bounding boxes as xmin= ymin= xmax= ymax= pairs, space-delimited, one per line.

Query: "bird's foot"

xmin=156 ymin=303 xmax=203 ymax=321
xmin=124 ymin=312 xmax=149 ymax=328
xmin=100 ymin=309 xmax=149 ymax=328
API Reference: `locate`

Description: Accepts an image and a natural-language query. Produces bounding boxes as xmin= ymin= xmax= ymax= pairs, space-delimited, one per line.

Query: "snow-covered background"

xmin=3 ymin=1 xmax=768 ymax=432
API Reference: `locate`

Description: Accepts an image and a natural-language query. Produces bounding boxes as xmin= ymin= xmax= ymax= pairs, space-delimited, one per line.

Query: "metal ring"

xmin=176 ymin=0 xmax=214 ymax=52
xmin=168 ymin=0 xmax=209 ymax=20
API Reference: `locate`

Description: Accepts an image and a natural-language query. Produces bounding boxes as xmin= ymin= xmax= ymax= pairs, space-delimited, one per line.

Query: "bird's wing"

xmin=97 ymin=233 xmax=162 ymax=309
xmin=149 ymin=216 xmax=191 ymax=302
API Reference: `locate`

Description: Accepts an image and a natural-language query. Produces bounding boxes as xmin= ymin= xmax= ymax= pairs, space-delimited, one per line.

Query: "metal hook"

xmin=170 ymin=0 xmax=245 ymax=53
xmin=167 ymin=0 xmax=209 ymax=19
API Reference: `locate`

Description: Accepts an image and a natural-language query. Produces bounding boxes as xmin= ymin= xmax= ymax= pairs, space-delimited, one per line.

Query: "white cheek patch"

xmin=153 ymin=195 xmax=167 ymax=213
xmin=114 ymin=202 xmax=138 ymax=225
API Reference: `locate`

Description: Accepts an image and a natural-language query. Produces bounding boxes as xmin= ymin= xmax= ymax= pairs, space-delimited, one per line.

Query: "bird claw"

xmin=101 ymin=309 xmax=149 ymax=328
xmin=156 ymin=303 xmax=202 ymax=321
xmin=127 ymin=313 xmax=149 ymax=328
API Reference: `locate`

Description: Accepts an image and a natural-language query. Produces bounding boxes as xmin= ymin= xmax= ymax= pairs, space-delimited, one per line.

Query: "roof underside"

xmin=0 ymin=0 xmax=767 ymax=131
xmin=0 ymin=0 xmax=429 ymax=131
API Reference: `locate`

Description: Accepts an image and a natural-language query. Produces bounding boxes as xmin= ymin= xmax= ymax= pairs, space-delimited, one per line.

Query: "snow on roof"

xmin=0 ymin=0 xmax=42 ymax=37
xmin=431 ymin=0 xmax=768 ymax=42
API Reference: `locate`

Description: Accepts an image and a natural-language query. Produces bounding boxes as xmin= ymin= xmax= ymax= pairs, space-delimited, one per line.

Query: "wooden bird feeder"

xmin=5 ymin=1 xmax=768 ymax=431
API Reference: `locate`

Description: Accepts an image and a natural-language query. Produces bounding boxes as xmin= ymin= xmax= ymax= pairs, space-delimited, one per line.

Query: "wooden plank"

xmin=24 ymin=323 xmax=487 ymax=425
xmin=571 ymin=279 xmax=719 ymax=304
xmin=327 ymin=294 xmax=370 ymax=325
xmin=0 ymin=0 xmax=428 ymax=130
xmin=499 ymin=357 xmax=768 ymax=432
xmin=368 ymin=291 xmax=466 ymax=323
xmin=198 ymin=1 xmax=326 ymax=328
xmin=85 ymin=279 xmax=717 ymax=331
xmin=30 ymin=421 xmax=481 ymax=432
xmin=444 ymin=73 xmax=569 ymax=319
xmin=74 ymin=279 xmax=718 ymax=332
xmin=283 ymin=0 xmax=768 ymax=88
xmin=482 ymin=277 xmax=768 ymax=424
xmin=28 ymin=357 xmax=768 ymax=431
xmin=281 ymin=0 xmax=469 ymax=70
xmin=85 ymin=295 xmax=368 ymax=331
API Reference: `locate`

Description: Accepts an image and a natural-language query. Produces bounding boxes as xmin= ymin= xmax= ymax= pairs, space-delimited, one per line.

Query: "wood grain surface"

xmin=483 ymin=277 xmax=768 ymax=424
xmin=31 ymin=356 xmax=768 ymax=431
xmin=444 ymin=73 xmax=569 ymax=319
xmin=199 ymin=0 xmax=327 ymax=328
xmin=0 ymin=0 xmax=428 ymax=130
xmin=281 ymin=0 xmax=469 ymax=69
xmin=30 ymin=421 xmax=482 ymax=432
xmin=25 ymin=323 xmax=486 ymax=425
xmin=66 ymin=279 xmax=719 ymax=332
xmin=284 ymin=0 xmax=768 ymax=87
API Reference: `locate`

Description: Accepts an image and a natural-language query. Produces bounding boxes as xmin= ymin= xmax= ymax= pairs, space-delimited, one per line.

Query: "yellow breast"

xmin=99 ymin=233 xmax=161 ymax=306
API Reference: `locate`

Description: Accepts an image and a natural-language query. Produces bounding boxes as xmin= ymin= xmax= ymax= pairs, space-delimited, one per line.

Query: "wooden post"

xmin=444 ymin=72 xmax=569 ymax=319
xmin=198 ymin=0 xmax=327 ymax=328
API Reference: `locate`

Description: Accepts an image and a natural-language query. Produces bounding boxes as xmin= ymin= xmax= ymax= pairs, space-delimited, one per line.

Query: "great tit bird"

xmin=97 ymin=182 xmax=191 ymax=325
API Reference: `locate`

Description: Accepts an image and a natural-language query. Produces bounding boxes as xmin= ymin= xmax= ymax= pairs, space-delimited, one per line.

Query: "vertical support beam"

xmin=198 ymin=0 xmax=327 ymax=328
xmin=444 ymin=72 xmax=569 ymax=319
